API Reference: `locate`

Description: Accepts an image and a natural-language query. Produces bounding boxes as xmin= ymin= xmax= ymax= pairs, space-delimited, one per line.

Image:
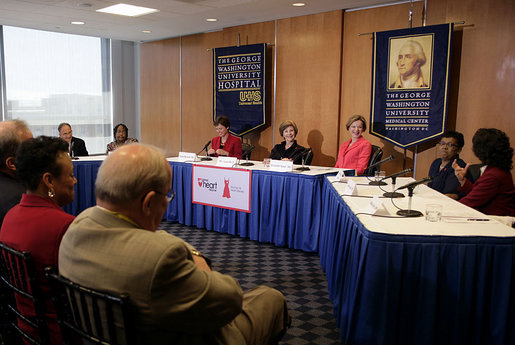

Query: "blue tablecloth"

xmin=65 ymin=160 xmax=329 ymax=252
xmin=319 ymin=178 xmax=515 ymax=345
xmin=167 ymin=161 xmax=327 ymax=252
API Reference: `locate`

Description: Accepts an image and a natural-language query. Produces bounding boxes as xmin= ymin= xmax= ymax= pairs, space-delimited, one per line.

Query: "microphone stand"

xmin=383 ymin=176 xmax=405 ymax=198
xmin=396 ymin=186 xmax=423 ymax=217
xmin=368 ymin=174 xmax=387 ymax=186
xmin=200 ymin=145 xmax=212 ymax=161
xmin=239 ymin=152 xmax=254 ymax=166
xmin=295 ymin=150 xmax=311 ymax=171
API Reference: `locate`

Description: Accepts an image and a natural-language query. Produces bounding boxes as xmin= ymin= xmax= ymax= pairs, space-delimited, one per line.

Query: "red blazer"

xmin=334 ymin=136 xmax=372 ymax=175
xmin=0 ymin=194 xmax=75 ymax=345
xmin=211 ymin=134 xmax=242 ymax=159
xmin=458 ymin=166 xmax=515 ymax=216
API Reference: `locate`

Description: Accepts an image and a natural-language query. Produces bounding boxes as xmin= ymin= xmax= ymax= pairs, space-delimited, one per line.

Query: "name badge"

xmin=269 ymin=159 xmax=293 ymax=172
xmin=178 ymin=152 xmax=197 ymax=162
xmin=217 ymin=156 xmax=238 ymax=167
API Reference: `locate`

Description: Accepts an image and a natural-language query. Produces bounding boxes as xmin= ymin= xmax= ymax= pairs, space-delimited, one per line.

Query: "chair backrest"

xmin=45 ymin=267 xmax=135 ymax=345
xmin=0 ymin=242 xmax=49 ymax=345
xmin=304 ymin=148 xmax=314 ymax=166
xmin=364 ymin=145 xmax=383 ymax=176
xmin=467 ymin=163 xmax=483 ymax=183
xmin=241 ymin=143 xmax=254 ymax=160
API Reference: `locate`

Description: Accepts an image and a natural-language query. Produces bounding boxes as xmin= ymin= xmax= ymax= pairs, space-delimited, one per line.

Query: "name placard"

xmin=178 ymin=152 xmax=197 ymax=162
xmin=216 ymin=156 xmax=238 ymax=167
xmin=269 ymin=159 xmax=293 ymax=172
xmin=342 ymin=179 xmax=358 ymax=196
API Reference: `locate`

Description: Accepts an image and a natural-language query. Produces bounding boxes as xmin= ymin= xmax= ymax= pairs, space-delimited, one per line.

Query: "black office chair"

xmin=304 ymin=148 xmax=314 ymax=166
xmin=467 ymin=163 xmax=483 ymax=183
xmin=241 ymin=143 xmax=254 ymax=160
xmin=0 ymin=242 xmax=49 ymax=345
xmin=364 ymin=145 xmax=383 ymax=176
xmin=45 ymin=267 xmax=135 ymax=345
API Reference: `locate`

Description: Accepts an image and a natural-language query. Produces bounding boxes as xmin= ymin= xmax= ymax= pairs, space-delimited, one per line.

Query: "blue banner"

xmin=213 ymin=43 xmax=266 ymax=136
xmin=370 ymin=24 xmax=453 ymax=148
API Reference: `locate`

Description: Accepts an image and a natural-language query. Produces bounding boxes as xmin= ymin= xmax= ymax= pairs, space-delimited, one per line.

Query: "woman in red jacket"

xmin=207 ymin=115 xmax=242 ymax=159
xmin=334 ymin=114 xmax=372 ymax=175
xmin=453 ymin=128 xmax=514 ymax=216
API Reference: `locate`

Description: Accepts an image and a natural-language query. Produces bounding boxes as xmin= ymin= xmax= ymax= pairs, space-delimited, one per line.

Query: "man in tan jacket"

xmin=58 ymin=144 xmax=289 ymax=344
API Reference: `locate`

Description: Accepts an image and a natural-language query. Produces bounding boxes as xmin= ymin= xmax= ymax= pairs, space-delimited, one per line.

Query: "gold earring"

xmin=48 ymin=188 xmax=55 ymax=198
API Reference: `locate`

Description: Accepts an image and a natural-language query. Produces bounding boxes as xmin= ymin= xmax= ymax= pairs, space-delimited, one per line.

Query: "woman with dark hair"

xmin=428 ymin=130 xmax=469 ymax=199
xmin=453 ymin=128 xmax=515 ymax=216
xmin=207 ymin=115 xmax=242 ymax=159
xmin=106 ymin=123 xmax=139 ymax=152
xmin=270 ymin=120 xmax=305 ymax=164
xmin=0 ymin=136 xmax=77 ymax=344
xmin=334 ymin=114 xmax=372 ymax=175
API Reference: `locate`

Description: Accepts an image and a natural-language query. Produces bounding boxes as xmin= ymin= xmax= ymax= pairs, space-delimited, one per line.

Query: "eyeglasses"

xmin=438 ymin=141 xmax=458 ymax=148
xmin=154 ymin=190 xmax=176 ymax=203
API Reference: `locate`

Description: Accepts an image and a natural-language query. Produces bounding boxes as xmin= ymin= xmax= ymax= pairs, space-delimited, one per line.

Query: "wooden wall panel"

xmin=140 ymin=38 xmax=180 ymax=156
xmin=421 ymin=0 xmax=515 ymax=180
xmin=340 ymin=3 xmax=424 ymax=176
xmin=276 ymin=11 xmax=343 ymax=166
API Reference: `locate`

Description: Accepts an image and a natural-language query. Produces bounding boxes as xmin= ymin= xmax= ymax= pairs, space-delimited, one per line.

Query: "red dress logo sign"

xmin=223 ymin=179 xmax=231 ymax=198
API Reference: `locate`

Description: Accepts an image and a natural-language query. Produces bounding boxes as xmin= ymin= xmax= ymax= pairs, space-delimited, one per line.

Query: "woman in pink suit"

xmin=334 ymin=114 xmax=372 ymax=175
xmin=207 ymin=115 xmax=242 ymax=159
xmin=453 ymin=128 xmax=514 ymax=216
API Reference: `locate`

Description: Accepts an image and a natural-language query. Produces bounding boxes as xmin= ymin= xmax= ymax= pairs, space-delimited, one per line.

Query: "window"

xmin=1 ymin=26 xmax=112 ymax=154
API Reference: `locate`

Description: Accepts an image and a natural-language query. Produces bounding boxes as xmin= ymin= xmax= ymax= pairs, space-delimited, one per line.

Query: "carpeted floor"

xmin=161 ymin=221 xmax=342 ymax=344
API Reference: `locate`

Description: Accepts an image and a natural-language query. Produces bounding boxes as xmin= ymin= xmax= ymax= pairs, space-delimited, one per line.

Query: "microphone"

xmin=239 ymin=145 xmax=255 ymax=166
xmin=382 ymin=168 xmax=412 ymax=198
xmin=382 ymin=168 xmax=413 ymax=181
xmin=198 ymin=140 xmax=212 ymax=161
xmin=395 ymin=176 xmax=434 ymax=217
xmin=295 ymin=148 xmax=313 ymax=171
xmin=368 ymin=155 xmax=394 ymax=170
xmin=396 ymin=176 xmax=434 ymax=191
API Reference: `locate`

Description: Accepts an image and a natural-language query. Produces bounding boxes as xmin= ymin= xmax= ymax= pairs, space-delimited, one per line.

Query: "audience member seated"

xmin=270 ymin=120 xmax=306 ymax=164
xmin=106 ymin=123 xmax=139 ymax=152
xmin=428 ymin=130 xmax=469 ymax=199
xmin=58 ymin=122 xmax=88 ymax=156
xmin=334 ymin=114 xmax=372 ymax=175
xmin=0 ymin=120 xmax=33 ymax=226
xmin=0 ymin=136 xmax=76 ymax=344
xmin=207 ymin=115 xmax=242 ymax=159
xmin=58 ymin=144 xmax=290 ymax=344
xmin=453 ymin=128 xmax=515 ymax=216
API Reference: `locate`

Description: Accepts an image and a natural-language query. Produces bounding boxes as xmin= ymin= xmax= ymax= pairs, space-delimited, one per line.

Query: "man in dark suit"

xmin=58 ymin=122 xmax=88 ymax=156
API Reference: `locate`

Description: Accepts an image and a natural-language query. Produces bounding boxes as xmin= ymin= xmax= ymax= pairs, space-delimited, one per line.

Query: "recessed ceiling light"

xmin=292 ymin=2 xmax=306 ymax=7
xmin=142 ymin=30 xmax=152 ymax=34
xmin=206 ymin=18 xmax=218 ymax=22
xmin=71 ymin=21 xmax=85 ymax=25
xmin=96 ymin=3 xmax=159 ymax=17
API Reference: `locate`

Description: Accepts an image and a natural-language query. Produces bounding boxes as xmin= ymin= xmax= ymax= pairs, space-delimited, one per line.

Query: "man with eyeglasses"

xmin=428 ymin=130 xmax=470 ymax=199
xmin=58 ymin=143 xmax=290 ymax=344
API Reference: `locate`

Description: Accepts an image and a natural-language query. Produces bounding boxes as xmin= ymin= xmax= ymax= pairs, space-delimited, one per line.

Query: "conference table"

xmin=66 ymin=156 xmax=515 ymax=344
xmin=321 ymin=176 xmax=514 ymax=345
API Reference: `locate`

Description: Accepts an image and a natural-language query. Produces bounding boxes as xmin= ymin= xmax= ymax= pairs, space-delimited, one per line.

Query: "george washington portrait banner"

xmin=213 ymin=43 xmax=266 ymax=137
xmin=370 ymin=24 xmax=453 ymax=148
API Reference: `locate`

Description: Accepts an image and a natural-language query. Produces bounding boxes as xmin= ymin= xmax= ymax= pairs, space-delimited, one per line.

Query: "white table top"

xmin=328 ymin=176 xmax=515 ymax=237
xmin=167 ymin=156 xmax=340 ymax=177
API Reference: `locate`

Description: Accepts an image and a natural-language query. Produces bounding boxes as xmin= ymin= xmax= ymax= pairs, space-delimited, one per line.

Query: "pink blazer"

xmin=334 ymin=136 xmax=372 ymax=175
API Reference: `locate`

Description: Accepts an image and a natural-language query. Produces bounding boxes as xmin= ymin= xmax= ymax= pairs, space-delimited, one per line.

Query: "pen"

xmin=467 ymin=218 xmax=490 ymax=221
